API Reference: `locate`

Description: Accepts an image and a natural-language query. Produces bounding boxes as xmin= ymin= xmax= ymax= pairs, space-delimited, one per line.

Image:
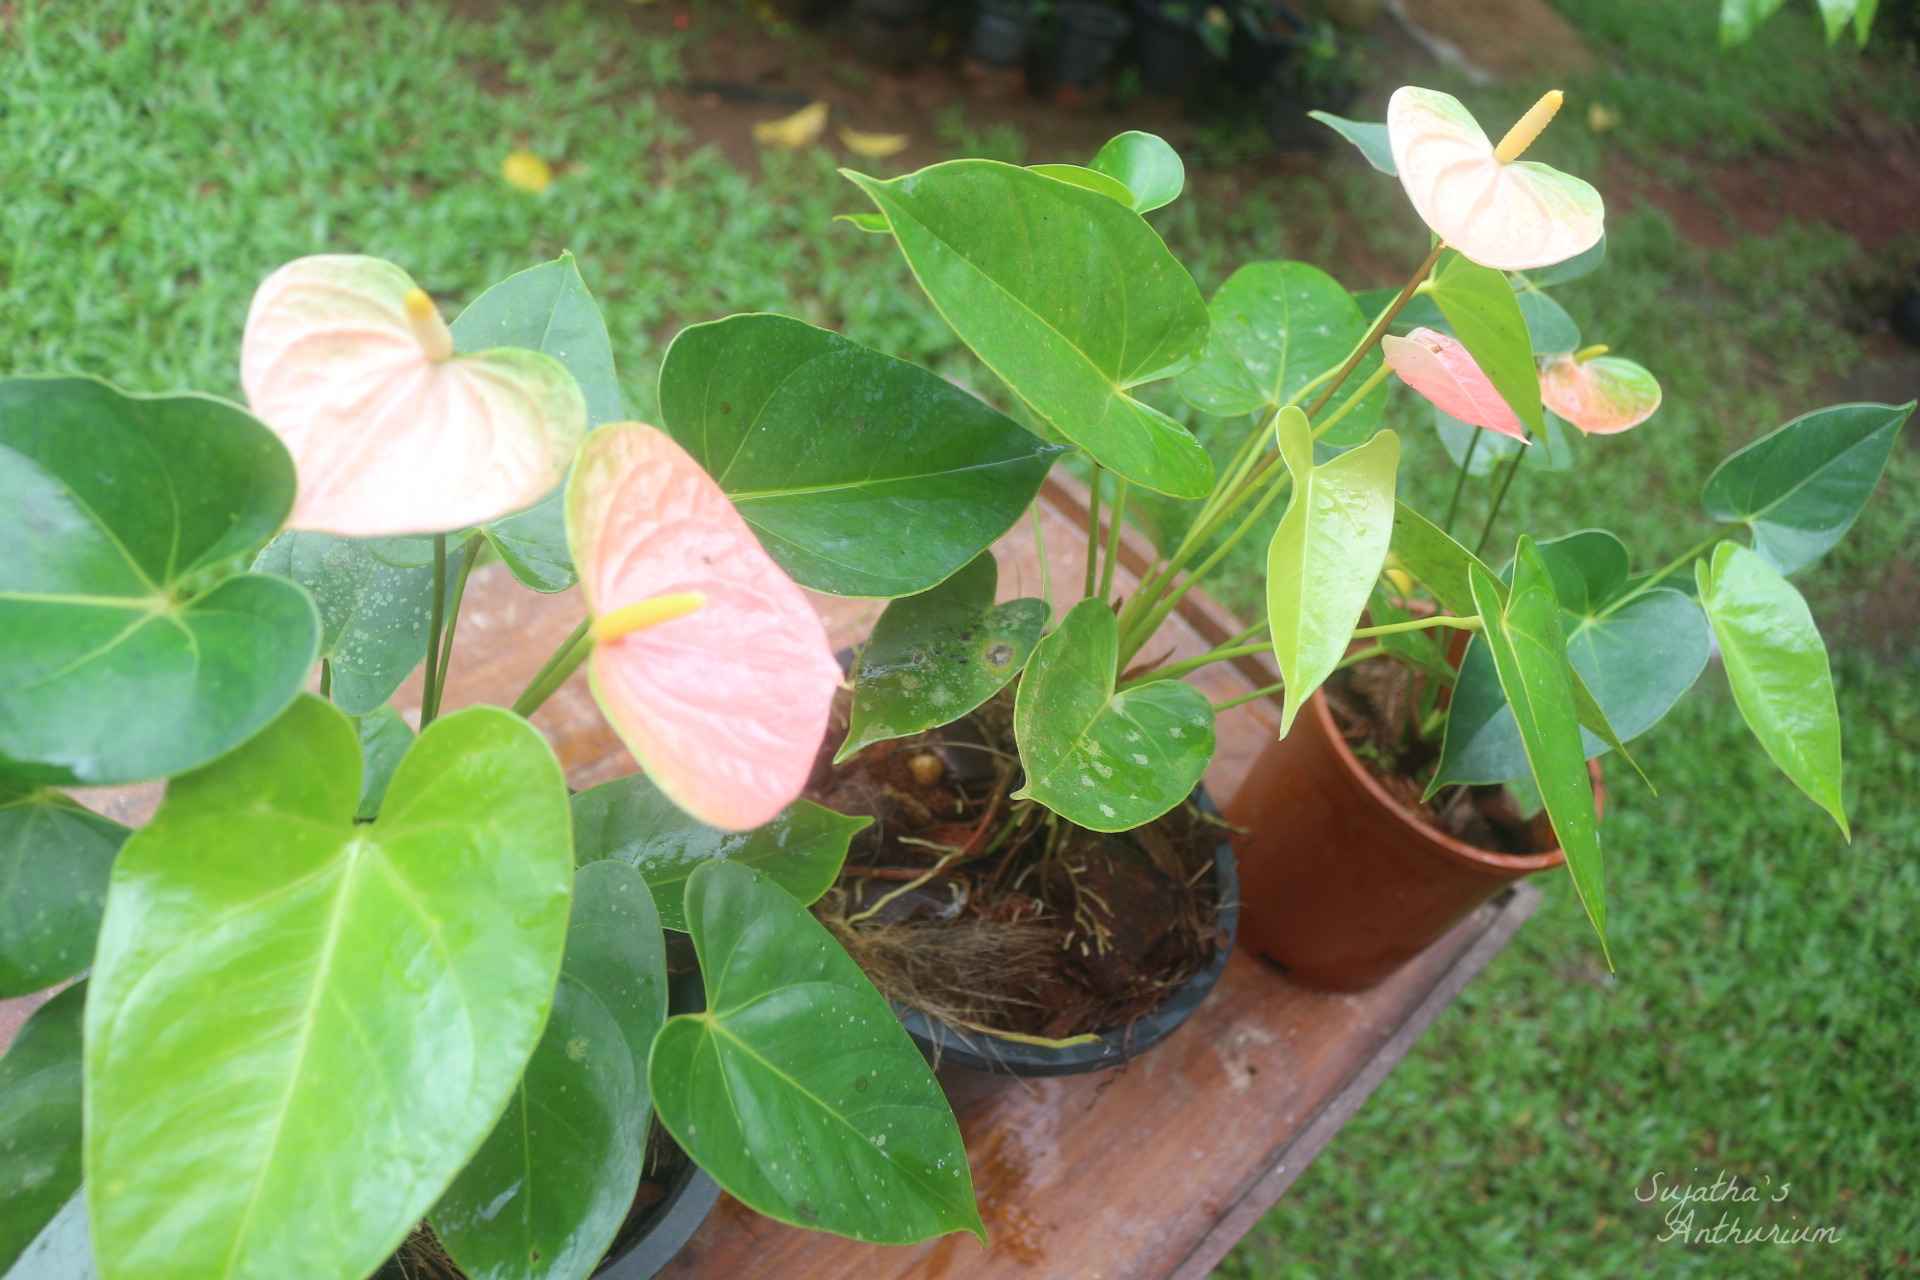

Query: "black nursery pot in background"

xmin=849 ymin=0 xmax=935 ymax=68
xmin=1132 ymin=0 xmax=1211 ymax=95
xmin=1051 ymin=2 xmax=1134 ymax=87
xmin=969 ymin=0 xmax=1035 ymax=66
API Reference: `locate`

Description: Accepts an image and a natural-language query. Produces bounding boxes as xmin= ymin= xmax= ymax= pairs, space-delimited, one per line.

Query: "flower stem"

xmin=1309 ymin=364 xmax=1389 ymax=442
xmin=1442 ymin=427 xmax=1483 ymax=534
xmin=1084 ymin=464 xmax=1103 ymax=599
xmin=1098 ymin=477 xmax=1129 ymax=603
xmin=1595 ymin=534 xmax=1721 ymax=619
xmin=1474 ymin=452 xmax=1525 ymax=557
xmin=420 ymin=535 xmax=448 ymax=728
xmin=1352 ymin=614 xmax=1481 ymax=639
xmin=424 ymin=533 xmax=484 ymax=724
xmin=511 ymin=618 xmax=594 ymax=719
xmin=1123 ymin=640 xmax=1272 ymax=688
xmin=1208 ymin=643 xmax=1387 ymax=715
xmin=319 ymin=659 xmax=332 ymax=702
xmin=1304 ymin=239 xmax=1445 ymax=420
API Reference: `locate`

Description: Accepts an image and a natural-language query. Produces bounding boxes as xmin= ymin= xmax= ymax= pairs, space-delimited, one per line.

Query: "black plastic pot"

xmin=1132 ymin=0 xmax=1210 ymax=95
xmin=850 ymin=0 xmax=936 ymax=68
xmin=897 ymin=794 xmax=1240 ymax=1077
xmin=1051 ymin=2 xmax=1134 ymax=87
xmin=970 ymin=0 xmax=1034 ymax=66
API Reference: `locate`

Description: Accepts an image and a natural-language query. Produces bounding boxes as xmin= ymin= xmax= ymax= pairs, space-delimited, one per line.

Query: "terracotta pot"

xmin=1226 ymin=688 xmax=1602 ymax=991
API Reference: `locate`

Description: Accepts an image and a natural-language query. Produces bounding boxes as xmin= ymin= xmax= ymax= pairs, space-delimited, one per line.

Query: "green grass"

xmin=4 ymin=0 xmax=1916 ymax=1275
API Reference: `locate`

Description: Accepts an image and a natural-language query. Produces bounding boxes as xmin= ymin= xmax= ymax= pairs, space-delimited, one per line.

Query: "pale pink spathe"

xmin=241 ymin=255 xmax=585 ymax=537
xmin=566 ymin=423 xmax=840 ymax=832
xmin=1383 ymin=328 xmax=1529 ymax=441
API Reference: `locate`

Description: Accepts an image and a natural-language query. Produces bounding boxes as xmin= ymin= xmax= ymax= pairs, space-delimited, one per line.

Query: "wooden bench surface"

xmin=2 ymin=481 xmax=1539 ymax=1278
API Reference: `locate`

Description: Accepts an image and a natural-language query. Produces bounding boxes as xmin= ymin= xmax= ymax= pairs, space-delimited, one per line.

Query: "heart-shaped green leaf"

xmin=1696 ymin=541 xmax=1848 ymax=837
xmin=650 ymin=860 xmax=983 ymax=1244
xmin=571 ymin=774 xmax=866 ymax=931
xmin=1389 ymin=500 xmax=1493 ymax=616
xmin=0 ymin=789 xmax=126 ymax=998
xmin=840 ymin=553 xmax=1047 ymax=762
xmin=254 ymin=532 xmax=471 ymax=716
xmin=1308 ymin=112 xmax=1395 ymax=173
xmin=1468 ymin=545 xmax=1608 ymax=962
xmin=1 ymin=982 xmax=85 ymax=1271
xmin=1512 ymin=283 xmax=1581 ymax=356
xmin=659 ymin=313 xmax=1060 ymax=598
xmin=450 ymin=254 xmax=625 ymax=593
xmin=1090 ymin=130 xmax=1185 ymax=212
xmin=844 ymin=161 xmax=1213 ymax=498
xmin=1178 ymin=262 xmax=1386 ymax=445
xmin=1420 ymin=255 xmax=1544 ymax=436
xmin=1701 ymin=400 xmax=1912 ymax=575
xmin=1013 ymin=598 xmax=1215 ymax=831
xmin=1266 ymin=409 xmax=1400 ymax=736
xmin=351 ymin=705 xmax=413 ymax=822
xmin=1435 ymin=532 xmax=1710 ymax=785
xmin=1518 ymin=235 xmax=1607 ymax=287
xmin=1029 ymin=163 xmax=1137 ymax=205
xmin=0 ymin=377 xmax=319 ymax=786
xmin=432 ymin=861 xmax=666 ymax=1280
xmin=84 ymin=697 xmax=574 ymax=1280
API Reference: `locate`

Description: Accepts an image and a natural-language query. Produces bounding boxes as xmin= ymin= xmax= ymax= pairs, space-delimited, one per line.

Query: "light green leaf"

xmin=0 ymin=983 xmax=85 ymax=1272
xmin=1420 ymin=256 xmax=1544 ymax=436
xmin=351 ymin=705 xmax=413 ymax=822
xmin=845 ymin=161 xmax=1213 ymax=498
xmin=1308 ymin=112 xmax=1395 ymax=174
xmin=1029 ymin=163 xmax=1137 ymax=206
xmin=0 ymin=789 xmax=126 ymax=998
xmin=84 ymin=697 xmax=575 ymax=1280
xmin=1468 ymin=545 xmax=1609 ymax=962
xmin=254 ymin=532 xmax=472 ymax=716
xmin=1266 ymin=409 xmax=1400 ymax=736
xmin=840 ymin=553 xmax=1046 ymax=762
xmin=1177 ymin=262 xmax=1386 ymax=445
xmin=0 ymin=376 xmax=319 ymax=787
xmin=1815 ymin=0 xmax=1854 ymax=41
xmin=1696 ymin=542 xmax=1848 ymax=837
xmin=836 ymin=211 xmax=891 ymax=234
xmin=432 ymin=862 xmax=666 ymax=1280
xmin=1012 ymin=598 xmax=1215 ymax=832
xmin=1090 ymin=130 xmax=1186 ymax=212
xmin=1701 ymin=401 xmax=1912 ymax=575
xmin=451 ymin=254 xmax=624 ymax=593
xmin=650 ymin=861 xmax=984 ymax=1244
xmin=659 ymin=313 xmax=1060 ymax=597
xmin=1720 ymin=0 xmax=1788 ymax=45
xmin=571 ymin=774 xmax=866 ymax=931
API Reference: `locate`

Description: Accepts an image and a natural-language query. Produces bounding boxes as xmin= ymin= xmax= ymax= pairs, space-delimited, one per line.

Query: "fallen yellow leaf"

xmin=752 ymin=101 xmax=829 ymax=150
xmin=501 ymin=149 xmax=553 ymax=194
xmin=1586 ymin=103 xmax=1621 ymax=134
xmin=837 ymin=125 xmax=909 ymax=159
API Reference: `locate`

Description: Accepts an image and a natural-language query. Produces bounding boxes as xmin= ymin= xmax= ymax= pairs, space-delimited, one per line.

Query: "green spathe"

xmin=83 ymin=697 xmax=574 ymax=1280
xmin=840 ymin=553 xmax=1047 ymax=762
xmin=844 ymin=160 xmax=1213 ymax=498
xmin=0 ymin=376 xmax=319 ymax=786
xmin=649 ymin=861 xmax=984 ymax=1244
xmin=659 ymin=313 xmax=1059 ymax=598
xmin=1013 ymin=598 xmax=1215 ymax=832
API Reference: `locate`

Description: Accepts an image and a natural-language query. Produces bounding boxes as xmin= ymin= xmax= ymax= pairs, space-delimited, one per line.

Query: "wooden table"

xmin=1 ymin=481 xmax=1540 ymax=1279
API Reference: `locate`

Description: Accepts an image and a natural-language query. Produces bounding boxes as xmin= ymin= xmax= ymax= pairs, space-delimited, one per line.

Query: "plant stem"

xmin=424 ymin=533 xmax=483 ymax=724
xmin=319 ymin=659 xmax=332 ymax=701
xmin=420 ymin=534 xmax=448 ymax=728
xmin=1442 ymin=428 xmax=1483 ymax=534
xmin=1098 ymin=478 xmax=1129 ymax=602
xmin=1121 ymin=640 xmax=1271 ymax=688
xmin=511 ymin=618 xmax=594 ymax=719
xmin=1029 ymin=503 xmax=1052 ymax=618
xmin=1207 ymin=643 xmax=1388 ymax=715
xmin=1309 ymin=364 xmax=1389 ymax=442
xmin=1595 ymin=534 xmax=1721 ymax=619
xmin=1304 ymin=240 xmax=1445 ymax=420
xmin=1474 ymin=452 xmax=1525 ymax=557
xmin=1084 ymin=464 xmax=1102 ymax=599
xmin=1351 ymin=614 xmax=1481 ymax=639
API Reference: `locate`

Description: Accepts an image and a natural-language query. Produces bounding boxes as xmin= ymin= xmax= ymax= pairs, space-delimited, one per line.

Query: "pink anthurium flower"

xmin=1388 ymin=87 xmax=1604 ymax=272
xmin=566 ymin=422 xmax=841 ymax=832
xmin=242 ymin=255 xmax=587 ymax=536
xmin=1540 ymin=347 xmax=1662 ymax=435
xmin=1383 ymin=327 xmax=1529 ymax=442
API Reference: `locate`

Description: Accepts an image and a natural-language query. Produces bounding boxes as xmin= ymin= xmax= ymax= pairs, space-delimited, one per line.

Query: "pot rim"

xmin=1308 ymin=687 xmax=1601 ymax=876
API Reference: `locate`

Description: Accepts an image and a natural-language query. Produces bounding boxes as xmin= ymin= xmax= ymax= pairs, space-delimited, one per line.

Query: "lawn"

xmin=3 ymin=0 xmax=1915 ymax=1274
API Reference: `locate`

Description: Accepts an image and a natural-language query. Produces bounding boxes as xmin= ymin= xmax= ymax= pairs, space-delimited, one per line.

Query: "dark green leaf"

xmin=1307 ymin=112 xmax=1395 ymax=174
xmin=844 ymin=161 xmax=1213 ymax=498
xmin=1467 ymin=546 xmax=1609 ymax=962
xmin=4 ymin=1192 xmax=93 ymax=1280
xmin=1433 ymin=407 xmax=1580 ymax=476
xmin=432 ymin=862 xmax=666 ymax=1280
xmin=1520 ymin=235 xmax=1606 ymax=287
xmin=254 ymin=532 xmax=471 ymax=716
xmin=0 ymin=983 xmax=85 ymax=1272
xmin=1513 ymin=285 xmax=1581 ymax=355
xmin=84 ymin=698 xmax=575 ymax=1280
xmin=1696 ymin=541 xmax=1848 ymax=837
xmin=451 ymin=254 xmax=625 ymax=593
xmin=1701 ymin=401 xmax=1912 ymax=575
xmin=1421 ymin=256 xmax=1544 ymax=435
xmin=571 ymin=773 xmax=865 ymax=931
xmin=659 ymin=313 xmax=1060 ymax=597
xmin=650 ymin=861 xmax=984 ymax=1244
xmin=840 ymin=553 xmax=1046 ymax=762
xmin=1013 ymin=598 xmax=1215 ymax=831
xmin=351 ymin=705 xmax=413 ymax=821
xmin=0 ymin=789 xmax=125 ymax=998
xmin=1090 ymin=130 xmax=1186 ymax=211
xmin=0 ymin=376 xmax=318 ymax=786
